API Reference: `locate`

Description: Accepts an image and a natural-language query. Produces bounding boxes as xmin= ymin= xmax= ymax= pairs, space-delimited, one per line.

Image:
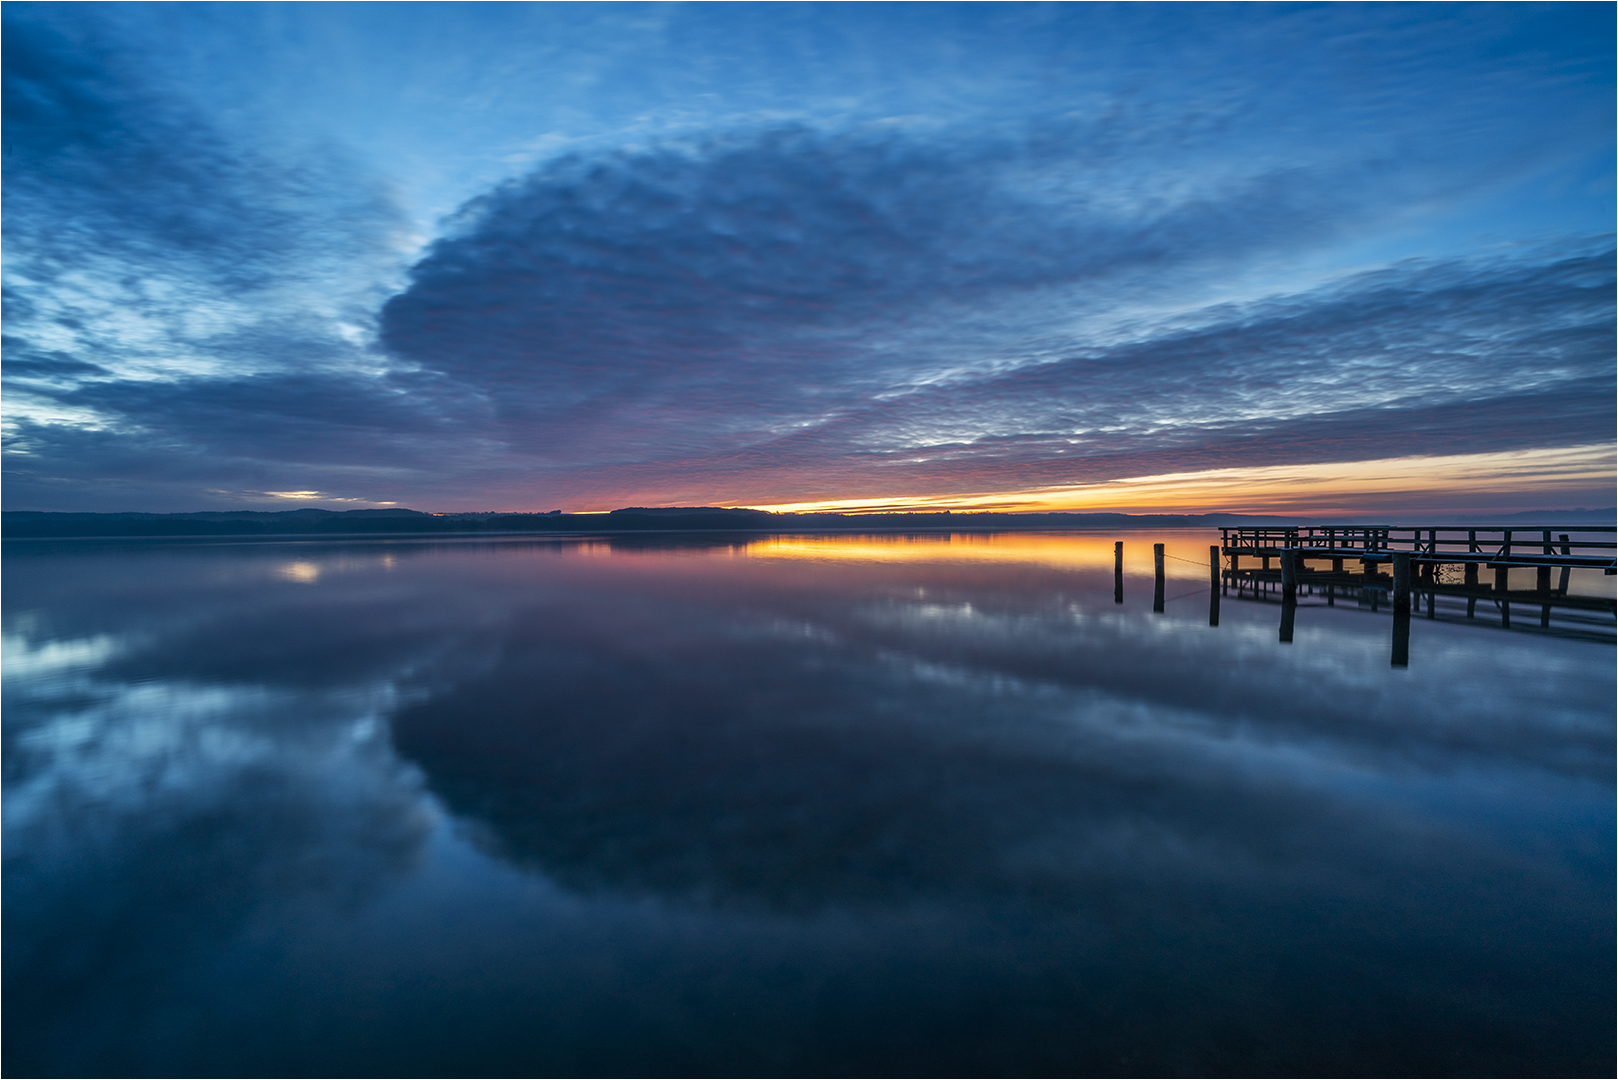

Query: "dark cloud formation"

xmin=380 ymin=127 xmax=1364 ymax=454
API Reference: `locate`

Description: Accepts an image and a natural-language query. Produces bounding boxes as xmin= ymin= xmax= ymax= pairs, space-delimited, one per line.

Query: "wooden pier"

xmin=1218 ymin=525 xmax=1616 ymax=628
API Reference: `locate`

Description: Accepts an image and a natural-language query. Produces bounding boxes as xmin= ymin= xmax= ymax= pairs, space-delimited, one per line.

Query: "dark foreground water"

xmin=4 ymin=531 xmax=1613 ymax=1077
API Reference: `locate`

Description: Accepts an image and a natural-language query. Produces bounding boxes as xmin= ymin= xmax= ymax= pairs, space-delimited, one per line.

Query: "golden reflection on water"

xmin=738 ymin=530 xmax=1222 ymax=576
xmin=277 ymin=560 xmax=322 ymax=583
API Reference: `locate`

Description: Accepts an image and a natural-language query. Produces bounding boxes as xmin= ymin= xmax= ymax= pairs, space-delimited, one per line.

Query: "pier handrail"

xmin=1218 ymin=525 xmax=1616 ymax=570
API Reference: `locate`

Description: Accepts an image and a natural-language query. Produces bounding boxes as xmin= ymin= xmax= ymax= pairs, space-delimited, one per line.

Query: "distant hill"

xmin=3 ymin=506 xmax=1611 ymax=540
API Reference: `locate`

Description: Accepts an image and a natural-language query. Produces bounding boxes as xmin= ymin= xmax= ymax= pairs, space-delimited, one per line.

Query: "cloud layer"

xmin=2 ymin=6 xmax=1612 ymax=511
xmin=377 ymin=128 xmax=1612 ymax=506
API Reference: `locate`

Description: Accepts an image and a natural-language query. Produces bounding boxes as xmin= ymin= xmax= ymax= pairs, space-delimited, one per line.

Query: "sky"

xmin=3 ymin=1 xmax=1613 ymax=515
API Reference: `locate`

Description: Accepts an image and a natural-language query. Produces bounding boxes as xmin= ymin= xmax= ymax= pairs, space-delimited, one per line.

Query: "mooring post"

xmin=1537 ymin=548 xmax=1552 ymax=627
xmin=1114 ymin=541 xmax=1124 ymax=604
xmin=1464 ymin=530 xmax=1478 ymax=618
xmin=1558 ymin=534 xmax=1571 ymax=595
xmin=1208 ymin=546 xmax=1220 ymax=626
xmin=1495 ymin=545 xmax=1511 ymax=628
xmin=1392 ymin=552 xmax=1410 ymax=615
xmin=1280 ymin=547 xmax=1297 ymax=601
xmin=1153 ymin=543 xmax=1165 ymax=613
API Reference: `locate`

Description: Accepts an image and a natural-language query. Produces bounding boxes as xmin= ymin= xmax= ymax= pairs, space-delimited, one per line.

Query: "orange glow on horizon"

xmin=740 ymin=444 xmax=1615 ymax=516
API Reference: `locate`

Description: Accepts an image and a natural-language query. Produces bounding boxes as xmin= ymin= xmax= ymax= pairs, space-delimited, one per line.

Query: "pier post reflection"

xmin=1153 ymin=544 xmax=1165 ymax=613
xmin=1279 ymin=594 xmax=1296 ymax=643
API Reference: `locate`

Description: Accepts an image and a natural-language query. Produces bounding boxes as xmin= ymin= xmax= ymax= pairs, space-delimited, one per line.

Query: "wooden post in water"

xmin=1496 ymin=531 xmax=1512 ymax=628
xmin=1279 ymin=593 xmax=1296 ymax=643
xmin=1423 ymin=531 xmax=1437 ymax=619
xmin=1114 ymin=541 xmax=1124 ymax=604
xmin=1280 ymin=547 xmax=1297 ymax=601
xmin=1152 ymin=544 xmax=1165 ymax=613
xmin=1391 ymin=552 xmax=1411 ymax=667
xmin=1465 ymin=531 xmax=1478 ymax=618
xmin=1208 ymin=546 xmax=1220 ymax=627
xmin=1537 ymin=531 xmax=1553 ymax=627
xmin=1392 ymin=552 xmax=1410 ymax=615
xmin=1558 ymin=535 xmax=1572 ymax=595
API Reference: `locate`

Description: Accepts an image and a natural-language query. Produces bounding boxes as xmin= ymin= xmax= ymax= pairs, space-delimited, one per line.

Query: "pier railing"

xmin=1219 ymin=526 xmax=1616 ymax=571
xmin=1216 ymin=524 xmax=1615 ymax=631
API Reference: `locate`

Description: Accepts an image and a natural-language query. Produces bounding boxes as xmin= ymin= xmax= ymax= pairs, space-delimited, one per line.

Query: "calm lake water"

xmin=4 ymin=530 xmax=1613 ymax=1077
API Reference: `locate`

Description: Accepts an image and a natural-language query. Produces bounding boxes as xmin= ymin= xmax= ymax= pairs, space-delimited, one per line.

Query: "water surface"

xmin=5 ymin=531 xmax=1613 ymax=1076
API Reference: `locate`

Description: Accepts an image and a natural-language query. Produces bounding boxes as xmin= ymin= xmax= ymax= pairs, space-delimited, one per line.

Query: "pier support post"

xmin=1558 ymin=535 xmax=1571 ymax=595
xmin=1392 ymin=552 xmax=1410 ymax=615
xmin=1464 ymin=560 xmax=1478 ymax=618
xmin=1209 ymin=546 xmax=1220 ymax=626
xmin=1391 ymin=553 xmax=1411 ymax=667
xmin=1496 ymin=563 xmax=1510 ymax=628
xmin=1153 ymin=544 xmax=1165 ymax=613
xmin=1537 ymin=564 xmax=1552 ymax=627
xmin=1114 ymin=542 xmax=1123 ymax=604
xmin=1280 ymin=547 xmax=1298 ymax=601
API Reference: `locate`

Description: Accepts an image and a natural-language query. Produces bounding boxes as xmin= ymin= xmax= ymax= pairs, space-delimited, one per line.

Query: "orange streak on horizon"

xmin=743 ymin=444 xmax=1616 ymax=516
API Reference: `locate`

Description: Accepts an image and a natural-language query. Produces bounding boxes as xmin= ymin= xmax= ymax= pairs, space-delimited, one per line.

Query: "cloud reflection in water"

xmin=3 ymin=532 xmax=1611 ymax=1076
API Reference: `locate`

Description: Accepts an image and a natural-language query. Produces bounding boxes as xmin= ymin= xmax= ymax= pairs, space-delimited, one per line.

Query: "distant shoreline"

xmin=5 ymin=506 xmax=1615 ymax=541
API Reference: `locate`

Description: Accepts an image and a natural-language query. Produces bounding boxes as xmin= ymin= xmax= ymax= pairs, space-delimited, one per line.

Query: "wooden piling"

xmin=1279 ymin=595 xmax=1296 ymax=643
xmin=1496 ymin=561 xmax=1510 ymax=628
xmin=1209 ymin=546 xmax=1220 ymax=626
xmin=1464 ymin=548 xmax=1478 ymax=618
xmin=1392 ymin=552 xmax=1410 ymax=615
xmin=1280 ymin=547 xmax=1297 ymax=600
xmin=1114 ymin=541 xmax=1123 ymax=604
xmin=1153 ymin=544 xmax=1165 ymax=613
xmin=1558 ymin=535 xmax=1572 ymax=595
xmin=1391 ymin=607 xmax=1410 ymax=667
